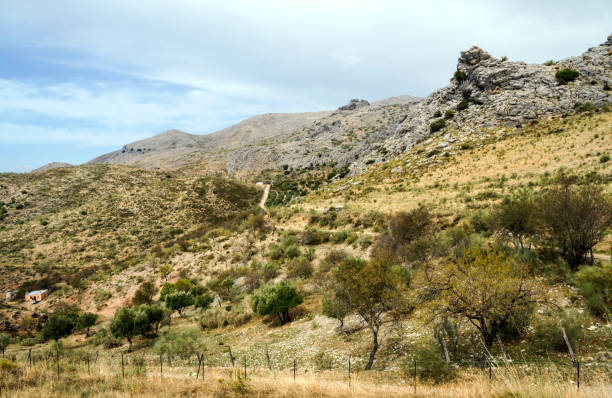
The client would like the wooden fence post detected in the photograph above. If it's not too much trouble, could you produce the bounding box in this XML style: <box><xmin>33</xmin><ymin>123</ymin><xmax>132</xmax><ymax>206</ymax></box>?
<box><xmin>561</xmin><ymin>327</ymin><xmax>576</xmax><ymax>363</ymax></box>
<box><xmin>56</xmin><ymin>346</ymin><xmax>60</xmax><ymax>378</ymax></box>
<box><xmin>121</xmin><ymin>353</ymin><xmax>125</xmax><ymax>378</ymax></box>
<box><xmin>94</xmin><ymin>350</ymin><xmax>99</xmax><ymax>365</ymax></box>
<box><xmin>228</xmin><ymin>345</ymin><xmax>235</xmax><ymax>368</ymax></box>
<box><xmin>265</xmin><ymin>345</ymin><xmax>271</xmax><ymax>371</ymax></box>
<box><xmin>87</xmin><ymin>353</ymin><xmax>90</xmax><ymax>376</ymax></box>
<box><xmin>160</xmin><ymin>354</ymin><xmax>163</xmax><ymax>376</ymax></box>
<box><xmin>347</xmin><ymin>351</ymin><xmax>351</xmax><ymax>387</ymax></box>
<box><xmin>413</xmin><ymin>360</ymin><xmax>416</xmax><ymax>395</ymax></box>
<box><xmin>576</xmin><ymin>361</ymin><xmax>580</xmax><ymax>391</ymax></box>
<box><xmin>28</xmin><ymin>348</ymin><xmax>32</xmax><ymax>368</ymax></box>
<box><xmin>196</xmin><ymin>353</ymin><xmax>202</xmax><ymax>379</ymax></box>
<box><xmin>293</xmin><ymin>359</ymin><xmax>296</xmax><ymax>382</ymax></box>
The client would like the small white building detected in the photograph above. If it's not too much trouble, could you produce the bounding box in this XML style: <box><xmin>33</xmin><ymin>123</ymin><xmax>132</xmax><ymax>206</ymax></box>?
<box><xmin>5</xmin><ymin>291</ymin><xmax>17</xmax><ymax>301</ymax></box>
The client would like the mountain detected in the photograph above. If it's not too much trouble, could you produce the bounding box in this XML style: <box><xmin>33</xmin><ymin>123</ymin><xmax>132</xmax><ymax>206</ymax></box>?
<box><xmin>31</xmin><ymin>162</ymin><xmax>73</xmax><ymax>173</ymax></box>
<box><xmin>87</xmin><ymin>35</ymin><xmax>611</xmax><ymax>179</ymax></box>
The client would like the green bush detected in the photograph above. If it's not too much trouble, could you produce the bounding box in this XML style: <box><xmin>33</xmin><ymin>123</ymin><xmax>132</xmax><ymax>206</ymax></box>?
<box><xmin>460</xmin><ymin>142</ymin><xmax>474</xmax><ymax>150</ymax></box>
<box><xmin>456</xmin><ymin>99</ymin><xmax>469</xmax><ymax>111</ymax></box>
<box><xmin>402</xmin><ymin>342</ymin><xmax>456</xmax><ymax>384</ymax></box>
<box><xmin>555</xmin><ymin>68</ymin><xmax>579</xmax><ymax>84</ymax></box>
<box><xmin>301</xmin><ymin>228</ymin><xmax>329</xmax><ymax>245</ymax></box>
<box><xmin>433</xmin><ymin>110</ymin><xmax>442</xmax><ymax>118</ymax></box>
<box><xmin>330</xmin><ymin>230</ymin><xmax>348</xmax><ymax>244</ymax></box>
<box><xmin>444</xmin><ymin>110</ymin><xmax>454</xmax><ymax>119</ymax></box>
<box><xmin>574</xmin><ymin>102</ymin><xmax>596</xmax><ymax>113</ymax></box>
<box><xmin>430</xmin><ymin>118</ymin><xmax>446</xmax><ymax>132</ymax></box>
<box><xmin>313</xmin><ymin>351</ymin><xmax>334</xmax><ymax>370</ymax></box>
<box><xmin>600</xmin><ymin>155</ymin><xmax>610</xmax><ymax>163</ymax></box>
<box><xmin>574</xmin><ymin>262</ymin><xmax>612</xmax><ymax>317</ymax></box>
<box><xmin>532</xmin><ymin>311</ymin><xmax>583</xmax><ymax>353</ymax></box>
<box><xmin>286</xmin><ymin>256</ymin><xmax>313</xmax><ymax>279</ymax></box>
<box><xmin>251</xmin><ymin>280</ymin><xmax>303</xmax><ymax>324</ymax></box>
<box><xmin>453</xmin><ymin>70</ymin><xmax>467</xmax><ymax>82</ymax></box>
<box><xmin>284</xmin><ymin>244</ymin><xmax>301</xmax><ymax>259</ymax></box>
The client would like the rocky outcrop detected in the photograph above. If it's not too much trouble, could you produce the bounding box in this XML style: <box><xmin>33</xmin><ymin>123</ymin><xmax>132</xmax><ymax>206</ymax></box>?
<box><xmin>338</xmin><ymin>98</ymin><xmax>370</xmax><ymax>111</ymax></box>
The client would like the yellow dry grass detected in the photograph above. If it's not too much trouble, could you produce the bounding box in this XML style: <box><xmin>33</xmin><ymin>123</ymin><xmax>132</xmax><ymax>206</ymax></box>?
<box><xmin>2</xmin><ymin>358</ymin><xmax>610</xmax><ymax>397</ymax></box>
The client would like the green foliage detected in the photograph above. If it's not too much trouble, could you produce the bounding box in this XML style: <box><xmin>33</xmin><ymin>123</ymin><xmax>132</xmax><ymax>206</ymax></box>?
<box><xmin>159</xmin><ymin>283</ymin><xmax>176</xmax><ymax>302</ymax></box>
<box><xmin>456</xmin><ymin>99</ymin><xmax>469</xmax><ymax>111</ymax></box>
<box><xmin>301</xmin><ymin>228</ymin><xmax>329</xmax><ymax>245</ymax></box>
<box><xmin>132</xmin><ymin>280</ymin><xmax>158</xmax><ymax>305</ymax></box>
<box><xmin>194</xmin><ymin>292</ymin><xmax>214</xmax><ymax>311</ymax></box>
<box><xmin>555</xmin><ymin>68</ymin><xmax>579</xmax><ymax>84</ymax></box>
<box><xmin>109</xmin><ymin>307</ymin><xmax>152</xmax><ymax>350</ymax></box>
<box><xmin>433</xmin><ymin>110</ymin><xmax>442</xmax><ymax>118</ymax></box>
<box><xmin>574</xmin><ymin>262</ymin><xmax>612</xmax><ymax>317</ymax></box>
<box><xmin>532</xmin><ymin>311</ymin><xmax>583</xmax><ymax>353</ymax></box>
<box><xmin>76</xmin><ymin>312</ymin><xmax>97</xmax><ymax>337</ymax></box>
<box><xmin>494</xmin><ymin>189</ymin><xmax>538</xmax><ymax>249</ymax></box>
<box><xmin>153</xmin><ymin>326</ymin><xmax>206</xmax><ymax>358</ymax></box>
<box><xmin>313</xmin><ymin>351</ymin><xmax>334</xmax><ymax>370</ymax></box>
<box><xmin>402</xmin><ymin>342</ymin><xmax>456</xmax><ymax>384</ymax></box>
<box><xmin>573</xmin><ymin>102</ymin><xmax>596</xmax><ymax>113</ymax></box>
<box><xmin>0</xmin><ymin>333</ymin><xmax>9</xmax><ymax>356</ymax></box>
<box><xmin>251</xmin><ymin>280</ymin><xmax>303</xmax><ymax>324</ymax></box>
<box><xmin>40</xmin><ymin>314</ymin><xmax>75</xmax><ymax>341</ymax></box>
<box><xmin>286</xmin><ymin>256</ymin><xmax>313</xmax><ymax>279</ymax></box>
<box><xmin>460</xmin><ymin>142</ymin><xmax>474</xmax><ymax>150</ymax></box>
<box><xmin>330</xmin><ymin>230</ymin><xmax>349</xmax><ymax>244</ymax></box>
<box><xmin>0</xmin><ymin>203</ymin><xmax>6</xmax><ymax>221</ymax></box>
<box><xmin>284</xmin><ymin>244</ymin><xmax>301</xmax><ymax>259</ymax></box>
<box><xmin>453</xmin><ymin>70</ymin><xmax>467</xmax><ymax>82</ymax></box>
<box><xmin>444</xmin><ymin>110</ymin><xmax>455</xmax><ymax>119</ymax></box>
<box><xmin>165</xmin><ymin>291</ymin><xmax>194</xmax><ymax>315</ymax></box>
<box><xmin>600</xmin><ymin>154</ymin><xmax>610</xmax><ymax>163</ymax></box>
<box><xmin>429</xmin><ymin>118</ymin><xmax>446</xmax><ymax>132</ymax></box>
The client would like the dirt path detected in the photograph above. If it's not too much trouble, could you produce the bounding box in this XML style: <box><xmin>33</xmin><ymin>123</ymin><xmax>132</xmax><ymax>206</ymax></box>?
<box><xmin>259</xmin><ymin>183</ymin><xmax>270</xmax><ymax>212</ymax></box>
<box><xmin>593</xmin><ymin>253</ymin><xmax>611</xmax><ymax>261</ymax></box>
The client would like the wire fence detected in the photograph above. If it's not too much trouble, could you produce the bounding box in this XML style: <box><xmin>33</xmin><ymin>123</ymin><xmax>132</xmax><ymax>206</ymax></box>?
<box><xmin>2</xmin><ymin>343</ymin><xmax>611</xmax><ymax>391</ymax></box>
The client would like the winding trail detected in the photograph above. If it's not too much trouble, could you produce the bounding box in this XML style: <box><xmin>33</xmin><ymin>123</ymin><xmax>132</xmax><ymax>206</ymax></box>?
<box><xmin>259</xmin><ymin>183</ymin><xmax>270</xmax><ymax>212</ymax></box>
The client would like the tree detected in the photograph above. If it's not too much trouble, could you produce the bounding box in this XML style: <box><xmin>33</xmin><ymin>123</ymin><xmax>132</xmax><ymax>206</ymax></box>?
<box><xmin>194</xmin><ymin>292</ymin><xmax>214</xmax><ymax>311</ymax></box>
<box><xmin>109</xmin><ymin>307</ymin><xmax>151</xmax><ymax>351</ymax></box>
<box><xmin>494</xmin><ymin>189</ymin><xmax>538</xmax><ymax>249</ymax></box>
<box><xmin>538</xmin><ymin>176</ymin><xmax>612</xmax><ymax>269</ymax></box>
<box><xmin>426</xmin><ymin>245</ymin><xmax>533</xmax><ymax>355</ymax></box>
<box><xmin>153</xmin><ymin>326</ymin><xmax>206</xmax><ymax>359</ymax></box>
<box><xmin>132</xmin><ymin>281</ymin><xmax>158</xmax><ymax>305</ymax></box>
<box><xmin>251</xmin><ymin>280</ymin><xmax>303</xmax><ymax>324</ymax></box>
<box><xmin>164</xmin><ymin>291</ymin><xmax>194</xmax><ymax>316</ymax></box>
<box><xmin>159</xmin><ymin>282</ymin><xmax>176</xmax><ymax>302</ymax></box>
<box><xmin>77</xmin><ymin>312</ymin><xmax>97</xmax><ymax>338</ymax></box>
<box><xmin>0</xmin><ymin>333</ymin><xmax>9</xmax><ymax>358</ymax></box>
<box><xmin>373</xmin><ymin>206</ymin><xmax>434</xmax><ymax>264</ymax></box>
<box><xmin>40</xmin><ymin>314</ymin><xmax>75</xmax><ymax>342</ymax></box>
<box><xmin>321</xmin><ymin>294</ymin><xmax>349</xmax><ymax>333</ymax></box>
<box><xmin>329</xmin><ymin>250</ymin><xmax>409</xmax><ymax>370</ymax></box>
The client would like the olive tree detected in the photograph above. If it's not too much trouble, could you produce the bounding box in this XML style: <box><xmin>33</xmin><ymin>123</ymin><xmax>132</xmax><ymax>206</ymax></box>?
<box><xmin>77</xmin><ymin>312</ymin><xmax>97</xmax><ymax>338</ymax></box>
<box><xmin>251</xmin><ymin>280</ymin><xmax>303</xmax><ymax>324</ymax></box>
<box><xmin>164</xmin><ymin>291</ymin><xmax>194</xmax><ymax>316</ymax></box>
<box><xmin>328</xmin><ymin>250</ymin><xmax>409</xmax><ymax>370</ymax></box>
<box><xmin>0</xmin><ymin>333</ymin><xmax>9</xmax><ymax>358</ymax></box>
<box><xmin>109</xmin><ymin>307</ymin><xmax>152</xmax><ymax>351</ymax></box>
<box><xmin>40</xmin><ymin>314</ymin><xmax>75</xmax><ymax>342</ymax></box>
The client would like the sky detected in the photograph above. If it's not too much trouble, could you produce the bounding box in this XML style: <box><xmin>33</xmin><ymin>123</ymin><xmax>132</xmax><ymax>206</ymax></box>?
<box><xmin>0</xmin><ymin>1</ymin><xmax>610</xmax><ymax>172</ymax></box>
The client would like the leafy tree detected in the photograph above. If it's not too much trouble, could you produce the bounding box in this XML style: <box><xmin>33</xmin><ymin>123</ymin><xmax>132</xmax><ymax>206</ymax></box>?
<box><xmin>0</xmin><ymin>333</ymin><xmax>9</xmax><ymax>358</ymax></box>
<box><xmin>425</xmin><ymin>246</ymin><xmax>533</xmax><ymax>354</ymax></box>
<box><xmin>321</xmin><ymin>294</ymin><xmax>349</xmax><ymax>333</ymax></box>
<box><xmin>251</xmin><ymin>280</ymin><xmax>303</xmax><ymax>324</ymax></box>
<box><xmin>207</xmin><ymin>277</ymin><xmax>235</xmax><ymax>302</ymax></box>
<box><xmin>174</xmin><ymin>278</ymin><xmax>195</xmax><ymax>292</ymax></box>
<box><xmin>159</xmin><ymin>282</ymin><xmax>176</xmax><ymax>302</ymax></box>
<box><xmin>153</xmin><ymin>326</ymin><xmax>207</xmax><ymax>359</ymax></box>
<box><xmin>77</xmin><ymin>312</ymin><xmax>97</xmax><ymax>338</ymax></box>
<box><xmin>247</xmin><ymin>213</ymin><xmax>266</xmax><ymax>234</ymax></box>
<box><xmin>138</xmin><ymin>304</ymin><xmax>167</xmax><ymax>334</ymax></box>
<box><xmin>109</xmin><ymin>307</ymin><xmax>151</xmax><ymax>351</ymax></box>
<box><xmin>40</xmin><ymin>314</ymin><xmax>75</xmax><ymax>342</ymax></box>
<box><xmin>329</xmin><ymin>250</ymin><xmax>409</xmax><ymax>370</ymax></box>
<box><xmin>494</xmin><ymin>189</ymin><xmax>538</xmax><ymax>249</ymax></box>
<box><xmin>132</xmin><ymin>281</ymin><xmax>158</xmax><ymax>305</ymax></box>
<box><xmin>164</xmin><ymin>291</ymin><xmax>194</xmax><ymax>315</ymax></box>
<box><xmin>538</xmin><ymin>176</ymin><xmax>612</xmax><ymax>269</ymax></box>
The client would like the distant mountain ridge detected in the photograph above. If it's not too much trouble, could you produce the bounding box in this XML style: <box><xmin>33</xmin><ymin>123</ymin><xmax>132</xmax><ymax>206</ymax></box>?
<box><xmin>86</xmin><ymin>35</ymin><xmax>611</xmax><ymax>176</ymax></box>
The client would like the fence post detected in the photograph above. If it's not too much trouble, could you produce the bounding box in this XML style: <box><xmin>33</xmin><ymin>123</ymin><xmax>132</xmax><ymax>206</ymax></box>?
<box><xmin>293</xmin><ymin>359</ymin><xmax>296</xmax><ymax>382</ymax></box>
<box><xmin>413</xmin><ymin>360</ymin><xmax>416</xmax><ymax>395</ymax></box>
<box><xmin>160</xmin><ymin>354</ymin><xmax>163</xmax><ymax>376</ymax></box>
<box><xmin>265</xmin><ymin>345</ymin><xmax>271</xmax><ymax>371</ymax></box>
<box><xmin>196</xmin><ymin>353</ymin><xmax>202</xmax><ymax>379</ymax></box>
<box><xmin>87</xmin><ymin>353</ymin><xmax>90</xmax><ymax>376</ymax></box>
<box><xmin>56</xmin><ymin>346</ymin><xmax>60</xmax><ymax>378</ymax></box>
<box><xmin>121</xmin><ymin>353</ymin><xmax>125</xmax><ymax>378</ymax></box>
<box><xmin>489</xmin><ymin>361</ymin><xmax>492</xmax><ymax>383</ymax></box>
<box><xmin>28</xmin><ymin>348</ymin><xmax>32</xmax><ymax>368</ymax></box>
<box><xmin>228</xmin><ymin>345</ymin><xmax>235</xmax><ymax>368</ymax></box>
<box><xmin>94</xmin><ymin>350</ymin><xmax>99</xmax><ymax>365</ymax></box>
<box><xmin>347</xmin><ymin>351</ymin><xmax>351</xmax><ymax>388</ymax></box>
<box><xmin>576</xmin><ymin>361</ymin><xmax>580</xmax><ymax>391</ymax></box>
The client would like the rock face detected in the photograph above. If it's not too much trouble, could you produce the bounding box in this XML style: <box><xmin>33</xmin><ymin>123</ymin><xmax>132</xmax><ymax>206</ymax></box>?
<box><xmin>88</xmin><ymin>35</ymin><xmax>611</xmax><ymax>176</ymax></box>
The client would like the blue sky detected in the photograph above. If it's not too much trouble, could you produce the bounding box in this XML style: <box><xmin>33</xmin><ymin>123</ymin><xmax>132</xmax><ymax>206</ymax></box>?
<box><xmin>0</xmin><ymin>1</ymin><xmax>610</xmax><ymax>172</ymax></box>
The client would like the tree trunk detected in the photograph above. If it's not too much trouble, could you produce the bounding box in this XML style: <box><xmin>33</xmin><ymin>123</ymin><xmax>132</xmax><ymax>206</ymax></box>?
<box><xmin>128</xmin><ymin>337</ymin><xmax>133</xmax><ymax>352</ymax></box>
<box><xmin>364</xmin><ymin>330</ymin><xmax>379</xmax><ymax>370</ymax></box>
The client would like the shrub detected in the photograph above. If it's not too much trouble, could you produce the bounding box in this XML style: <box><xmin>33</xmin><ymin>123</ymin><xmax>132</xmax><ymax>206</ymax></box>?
<box><xmin>313</xmin><ymin>351</ymin><xmax>334</xmax><ymax>370</ymax></box>
<box><xmin>433</xmin><ymin>110</ymin><xmax>442</xmax><ymax>118</ymax></box>
<box><xmin>91</xmin><ymin>327</ymin><xmax>122</xmax><ymax>348</ymax></box>
<box><xmin>555</xmin><ymin>68</ymin><xmax>579</xmax><ymax>84</ymax></box>
<box><xmin>574</xmin><ymin>262</ymin><xmax>612</xmax><ymax>317</ymax></box>
<box><xmin>600</xmin><ymin>154</ymin><xmax>610</xmax><ymax>163</ymax></box>
<box><xmin>251</xmin><ymin>280</ymin><xmax>303</xmax><ymax>324</ymax></box>
<box><xmin>453</xmin><ymin>70</ymin><xmax>467</xmax><ymax>82</ymax></box>
<box><xmin>430</xmin><ymin>118</ymin><xmax>446</xmax><ymax>132</ymax></box>
<box><xmin>93</xmin><ymin>288</ymin><xmax>111</xmax><ymax>309</ymax></box>
<box><xmin>456</xmin><ymin>99</ymin><xmax>469</xmax><ymax>111</ymax></box>
<box><xmin>40</xmin><ymin>314</ymin><xmax>75</xmax><ymax>341</ymax></box>
<box><xmin>460</xmin><ymin>142</ymin><xmax>474</xmax><ymax>150</ymax></box>
<box><xmin>532</xmin><ymin>311</ymin><xmax>583</xmax><ymax>353</ymax></box>
<box><xmin>287</xmin><ymin>256</ymin><xmax>313</xmax><ymax>279</ymax></box>
<box><xmin>301</xmin><ymin>228</ymin><xmax>329</xmax><ymax>245</ymax></box>
<box><xmin>574</xmin><ymin>102</ymin><xmax>596</xmax><ymax>113</ymax></box>
<box><xmin>444</xmin><ymin>110</ymin><xmax>454</xmax><ymax>119</ymax></box>
<box><xmin>165</xmin><ymin>291</ymin><xmax>194</xmax><ymax>315</ymax></box>
<box><xmin>604</xmin><ymin>82</ymin><xmax>611</xmax><ymax>91</ymax></box>
<box><xmin>331</xmin><ymin>230</ymin><xmax>348</xmax><ymax>243</ymax></box>
<box><xmin>402</xmin><ymin>342</ymin><xmax>456</xmax><ymax>384</ymax></box>
<box><xmin>284</xmin><ymin>244</ymin><xmax>301</xmax><ymax>259</ymax></box>
<box><xmin>345</xmin><ymin>232</ymin><xmax>358</xmax><ymax>245</ymax></box>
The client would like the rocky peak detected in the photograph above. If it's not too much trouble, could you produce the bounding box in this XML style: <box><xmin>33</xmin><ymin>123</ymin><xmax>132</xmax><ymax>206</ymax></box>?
<box><xmin>338</xmin><ymin>98</ymin><xmax>370</xmax><ymax>111</ymax></box>
<box><xmin>458</xmin><ymin>46</ymin><xmax>492</xmax><ymax>67</ymax></box>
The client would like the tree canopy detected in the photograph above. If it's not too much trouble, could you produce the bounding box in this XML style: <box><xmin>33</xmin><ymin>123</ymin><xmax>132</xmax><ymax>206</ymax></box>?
<box><xmin>251</xmin><ymin>280</ymin><xmax>303</xmax><ymax>324</ymax></box>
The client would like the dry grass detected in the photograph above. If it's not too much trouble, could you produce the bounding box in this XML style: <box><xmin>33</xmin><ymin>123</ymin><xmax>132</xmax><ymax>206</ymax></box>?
<box><xmin>2</xmin><ymin>357</ymin><xmax>610</xmax><ymax>397</ymax></box>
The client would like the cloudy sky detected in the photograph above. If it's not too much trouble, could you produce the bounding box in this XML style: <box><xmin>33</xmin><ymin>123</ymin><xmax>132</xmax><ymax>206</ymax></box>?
<box><xmin>0</xmin><ymin>1</ymin><xmax>610</xmax><ymax>172</ymax></box>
